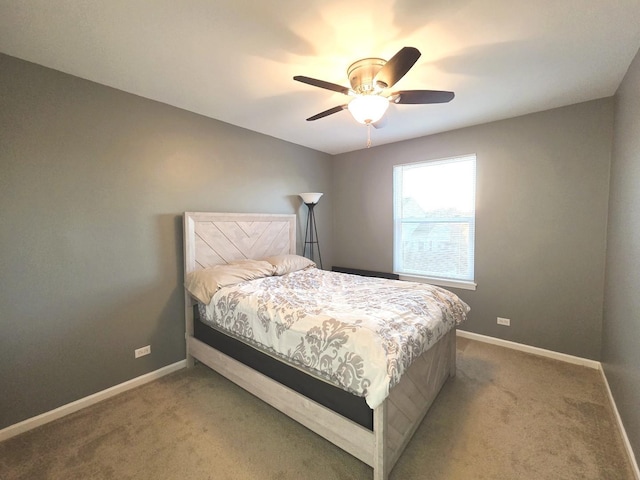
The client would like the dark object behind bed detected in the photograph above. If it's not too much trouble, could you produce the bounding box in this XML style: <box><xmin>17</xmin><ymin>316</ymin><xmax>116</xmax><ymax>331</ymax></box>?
<box><xmin>193</xmin><ymin>306</ymin><xmax>373</xmax><ymax>430</ymax></box>
<box><xmin>331</xmin><ymin>266</ymin><xmax>399</xmax><ymax>280</ymax></box>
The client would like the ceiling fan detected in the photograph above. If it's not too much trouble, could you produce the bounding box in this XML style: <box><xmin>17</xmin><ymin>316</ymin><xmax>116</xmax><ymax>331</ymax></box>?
<box><xmin>294</xmin><ymin>47</ymin><xmax>455</xmax><ymax>127</ymax></box>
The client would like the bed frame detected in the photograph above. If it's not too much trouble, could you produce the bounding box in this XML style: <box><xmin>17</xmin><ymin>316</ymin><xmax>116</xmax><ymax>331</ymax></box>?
<box><xmin>183</xmin><ymin>212</ymin><xmax>456</xmax><ymax>480</ymax></box>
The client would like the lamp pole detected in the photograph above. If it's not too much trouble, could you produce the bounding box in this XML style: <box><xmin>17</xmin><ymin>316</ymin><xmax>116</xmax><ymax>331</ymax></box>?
<box><xmin>299</xmin><ymin>193</ymin><xmax>323</xmax><ymax>269</ymax></box>
<box><xmin>303</xmin><ymin>202</ymin><xmax>322</xmax><ymax>269</ymax></box>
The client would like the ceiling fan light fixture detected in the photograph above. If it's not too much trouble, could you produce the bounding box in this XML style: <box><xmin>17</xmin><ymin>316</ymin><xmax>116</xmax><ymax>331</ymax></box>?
<box><xmin>348</xmin><ymin>95</ymin><xmax>389</xmax><ymax>124</ymax></box>
<box><xmin>294</xmin><ymin>46</ymin><xmax>454</xmax><ymax>128</ymax></box>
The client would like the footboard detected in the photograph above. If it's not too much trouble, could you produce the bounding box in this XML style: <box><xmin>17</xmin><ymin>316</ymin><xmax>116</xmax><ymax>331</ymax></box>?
<box><xmin>374</xmin><ymin>329</ymin><xmax>456</xmax><ymax>479</ymax></box>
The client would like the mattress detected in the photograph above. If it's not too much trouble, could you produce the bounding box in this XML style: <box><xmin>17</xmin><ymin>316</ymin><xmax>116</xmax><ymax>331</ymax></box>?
<box><xmin>198</xmin><ymin>268</ymin><xmax>469</xmax><ymax>408</ymax></box>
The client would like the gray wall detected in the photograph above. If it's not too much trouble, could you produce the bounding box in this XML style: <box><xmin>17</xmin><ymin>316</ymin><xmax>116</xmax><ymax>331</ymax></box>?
<box><xmin>603</xmin><ymin>47</ymin><xmax>640</xmax><ymax>460</ymax></box>
<box><xmin>0</xmin><ymin>53</ymin><xmax>333</xmax><ymax>429</ymax></box>
<box><xmin>332</xmin><ymin>99</ymin><xmax>613</xmax><ymax>360</ymax></box>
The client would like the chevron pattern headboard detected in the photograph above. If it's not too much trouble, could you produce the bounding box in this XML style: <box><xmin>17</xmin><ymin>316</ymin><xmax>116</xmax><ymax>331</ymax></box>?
<box><xmin>183</xmin><ymin>212</ymin><xmax>297</xmax><ymax>274</ymax></box>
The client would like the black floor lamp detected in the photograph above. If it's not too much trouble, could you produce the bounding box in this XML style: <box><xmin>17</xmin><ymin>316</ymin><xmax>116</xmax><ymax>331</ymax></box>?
<box><xmin>299</xmin><ymin>192</ymin><xmax>323</xmax><ymax>269</ymax></box>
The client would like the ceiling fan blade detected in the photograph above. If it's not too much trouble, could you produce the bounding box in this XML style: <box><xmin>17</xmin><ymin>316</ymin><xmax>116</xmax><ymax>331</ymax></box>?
<box><xmin>306</xmin><ymin>104</ymin><xmax>348</xmax><ymax>121</ymax></box>
<box><xmin>393</xmin><ymin>90</ymin><xmax>455</xmax><ymax>104</ymax></box>
<box><xmin>294</xmin><ymin>76</ymin><xmax>351</xmax><ymax>95</ymax></box>
<box><xmin>374</xmin><ymin>47</ymin><xmax>421</xmax><ymax>89</ymax></box>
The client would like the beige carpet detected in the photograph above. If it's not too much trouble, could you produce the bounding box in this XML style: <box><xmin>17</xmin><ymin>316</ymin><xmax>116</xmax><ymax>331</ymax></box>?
<box><xmin>1</xmin><ymin>338</ymin><xmax>635</xmax><ymax>480</ymax></box>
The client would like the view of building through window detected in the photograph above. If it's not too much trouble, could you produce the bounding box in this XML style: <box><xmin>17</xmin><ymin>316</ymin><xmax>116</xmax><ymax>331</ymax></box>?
<box><xmin>393</xmin><ymin>155</ymin><xmax>476</xmax><ymax>283</ymax></box>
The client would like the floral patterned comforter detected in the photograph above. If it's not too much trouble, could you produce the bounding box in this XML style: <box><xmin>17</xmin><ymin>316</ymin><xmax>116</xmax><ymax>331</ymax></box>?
<box><xmin>199</xmin><ymin>268</ymin><xmax>469</xmax><ymax>408</ymax></box>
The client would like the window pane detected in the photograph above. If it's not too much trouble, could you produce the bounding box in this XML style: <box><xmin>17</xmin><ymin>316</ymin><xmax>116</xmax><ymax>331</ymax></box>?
<box><xmin>400</xmin><ymin>221</ymin><xmax>473</xmax><ymax>279</ymax></box>
<box><xmin>402</xmin><ymin>160</ymin><xmax>475</xmax><ymax>217</ymax></box>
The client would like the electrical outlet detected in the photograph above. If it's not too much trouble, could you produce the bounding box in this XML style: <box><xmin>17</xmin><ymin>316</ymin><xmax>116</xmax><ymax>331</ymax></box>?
<box><xmin>135</xmin><ymin>345</ymin><xmax>151</xmax><ymax>358</ymax></box>
<box><xmin>497</xmin><ymin>317</ymin><xmax>511</xmax><ymax>326</ymax></box>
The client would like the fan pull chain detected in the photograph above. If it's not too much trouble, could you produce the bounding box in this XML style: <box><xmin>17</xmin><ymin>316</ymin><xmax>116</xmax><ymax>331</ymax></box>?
<box><xmin>366</xmin><ymin>123</ymin><xmax>372</xmax><ymax>148</ymax></box>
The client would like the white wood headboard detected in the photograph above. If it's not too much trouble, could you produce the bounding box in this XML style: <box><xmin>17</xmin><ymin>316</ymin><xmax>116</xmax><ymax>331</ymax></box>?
<box><xmin>183</xmin><ymin>212</ymin><xmax>297</xmax><ymax>274</ymax></box>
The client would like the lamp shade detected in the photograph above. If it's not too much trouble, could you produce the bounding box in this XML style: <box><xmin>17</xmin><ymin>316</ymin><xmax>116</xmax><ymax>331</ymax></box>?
<box><xmin>299</xmin><ymin>192</ymin><xmax>323</xmax><ymax>204</ymax></box>
<box><xmin>347</xmin><ymin>95</ymin><xmax>389</xmax><ymax>124</ymax></box>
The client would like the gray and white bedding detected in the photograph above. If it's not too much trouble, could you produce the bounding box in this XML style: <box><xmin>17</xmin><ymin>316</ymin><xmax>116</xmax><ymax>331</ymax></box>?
<box><xmin>198</xmin><ymin>268</ymin><xmax>469</xmax><ymax>408</ymax></box>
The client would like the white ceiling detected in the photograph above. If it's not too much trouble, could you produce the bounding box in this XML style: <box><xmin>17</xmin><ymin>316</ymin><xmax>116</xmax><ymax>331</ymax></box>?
<box><xmin>1</xmin><ymin>0</ymin><xmax>640</xmax><ymax>155</ymax></box>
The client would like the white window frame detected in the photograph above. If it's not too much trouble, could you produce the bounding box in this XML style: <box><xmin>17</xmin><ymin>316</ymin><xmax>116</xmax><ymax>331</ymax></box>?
<box><xmin>393</xmin><ymin>154</ymin><xmax>477</xmax><ymax>291</ymax></box>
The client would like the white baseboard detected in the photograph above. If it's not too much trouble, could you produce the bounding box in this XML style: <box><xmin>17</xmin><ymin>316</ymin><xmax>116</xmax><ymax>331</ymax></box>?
<box><xmin>456</xmin><ymin>329</ymin><xmax>600</xmax><ymax>369</ymax></box>
<box><xmin>0</xmin><ymin>360</ymin><xmax>187</xmax><ymax>443</ymax></box>
<box><xmin>457</xmin><ymin>329</ymin><xmax>639</xmax><ymax>478</ymax></box>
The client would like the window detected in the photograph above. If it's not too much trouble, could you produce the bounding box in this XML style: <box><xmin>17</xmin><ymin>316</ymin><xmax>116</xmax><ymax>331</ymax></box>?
<box><xmin>393</xmin><ymin>154</ymin><xmax>476</xmax><ymax>290</ymax></box>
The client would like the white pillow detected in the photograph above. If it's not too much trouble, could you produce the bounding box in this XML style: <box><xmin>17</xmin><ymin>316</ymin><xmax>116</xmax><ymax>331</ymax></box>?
<box><xmin>264</xmin><ymin>254</ymin><xmax>316</xmax><ymax>276</ymax></box>
<box><xmin>185</xmin><ymin>260</ymin><xmax>275</xmax><ymax>304</ymax></box>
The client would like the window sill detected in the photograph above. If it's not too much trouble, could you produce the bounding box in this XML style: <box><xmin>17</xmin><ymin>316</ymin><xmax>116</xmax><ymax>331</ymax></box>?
<box><xmin>396</xmin><ymin>274</ymin><xmax>477</xmax><ymax>291</ymax></box>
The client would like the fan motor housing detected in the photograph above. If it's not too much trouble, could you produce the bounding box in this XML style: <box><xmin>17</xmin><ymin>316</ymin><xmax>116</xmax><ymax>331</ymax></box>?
<box><xmin>348</xmin><ymin>58</ymin><xmax>387</xmax><ymax>94</ymax></box>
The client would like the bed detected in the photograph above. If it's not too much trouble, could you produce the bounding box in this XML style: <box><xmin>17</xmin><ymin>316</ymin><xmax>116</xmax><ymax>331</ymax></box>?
<box><xmin>183</xmin><ymin>212</ymin><xmax>469</xmax><ymax>480</ymax></box>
